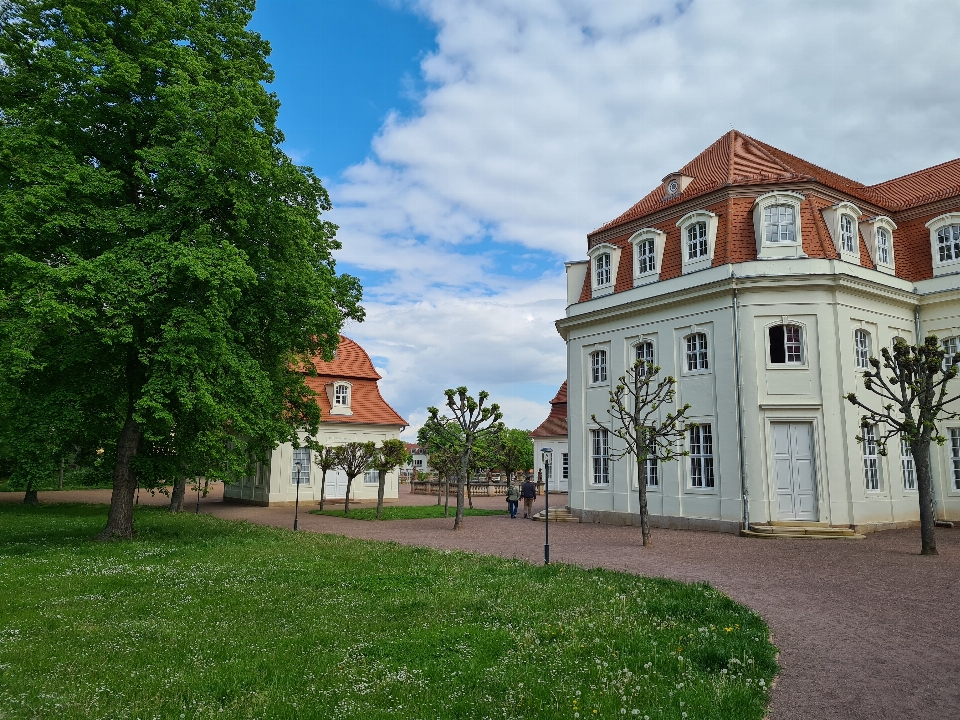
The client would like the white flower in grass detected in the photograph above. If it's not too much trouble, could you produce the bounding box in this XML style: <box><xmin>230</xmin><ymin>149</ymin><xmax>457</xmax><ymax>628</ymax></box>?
<box><xmin>759</xmin><ymin>679</ymin><xmax>766</xmax><ymax>687</ymax></box>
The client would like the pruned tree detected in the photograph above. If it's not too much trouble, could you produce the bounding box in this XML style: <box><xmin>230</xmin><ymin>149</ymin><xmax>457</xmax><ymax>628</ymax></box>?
<box><xmin>418</xmin><ymin>417</ymin><xmax>460</xmax><ymax>515</ymax></box>
<box><xmin>0</xmin><ymin>1</ymin><xmax>363</xmax><ymax>539</ymax></box>
<box><xmin>845</xmin><ymin>336</ymin><xmax>960</xmax><ymax>556</ymax></box>
<box><xmin>592</xmin><ymin>359</ymin><xmax>693</xmax><ymax>547</ymax></box>
<box><xmin>335</xmin><ymin>442</ymin><xmax>375</xmax><ymax>516</ymax></box>
<box><xmin>426</xmin><ymin>387</ymin><xmax>503</xmax><ymax>530</ymax></box>
<box><xmin>369</xmin><ymin>439</ymin><xmax>411</xmax><ymax>520</ymax></box>
<box><xmin>310</xmin><ymin>443</ymin><xmax>339</xmax><ymax>512</ymax></box>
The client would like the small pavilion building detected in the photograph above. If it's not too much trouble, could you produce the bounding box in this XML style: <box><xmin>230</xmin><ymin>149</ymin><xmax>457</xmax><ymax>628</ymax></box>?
<box><xmin>530</xmin><ymin>382</ymin><xmax>569</xmax><ymax>492</ymax></box>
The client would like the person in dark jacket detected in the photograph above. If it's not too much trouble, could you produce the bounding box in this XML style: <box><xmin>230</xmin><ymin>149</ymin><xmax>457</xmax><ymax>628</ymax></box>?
<box><xmin>520</xmin><ymin>475</ymin><xmax>537</xmax><ymax>519</ymax></box>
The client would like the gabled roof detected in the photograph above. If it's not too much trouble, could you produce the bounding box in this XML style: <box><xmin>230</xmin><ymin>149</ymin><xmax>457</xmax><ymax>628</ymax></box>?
<box><xmin>868</xmin><ymin>157</ymin><xmax>960</xmax><ymax>211</ymax></box>
<box><xmin>530</xmin><ymin>381</ymin><xmax>567</xmax><ymax>438</ymax></box>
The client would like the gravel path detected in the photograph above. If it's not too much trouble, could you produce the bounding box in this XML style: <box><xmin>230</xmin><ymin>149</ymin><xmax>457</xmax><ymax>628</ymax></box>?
<box><xmin>4</xmin><ymin>485</ymin><xmax>959</xmax><ymax>719</ymax></box>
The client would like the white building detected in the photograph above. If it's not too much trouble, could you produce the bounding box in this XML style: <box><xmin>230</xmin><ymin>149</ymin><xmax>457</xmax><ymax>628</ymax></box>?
<box><xmin>401</xmin><ymin>443</ymin><xmax>430</xmax><ymax>479</ymax></box>
<box><xmin>558</xmin><ymin>131</ymin><xmax>960</xmax><ymax>533</ymax></box>
<box><xmin>531</xmin><ymin>382</ymin><xmax>569</xmax><ymax>491</ymax></box>
<box><xmin>224</xmin><ymin>336</ymin><xmax>407</xmax><ymax>506</ymax></box>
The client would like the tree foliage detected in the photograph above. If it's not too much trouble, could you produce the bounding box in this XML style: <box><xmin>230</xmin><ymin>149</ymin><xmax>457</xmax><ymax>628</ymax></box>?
<box><xmin>368</xmin><ymin>439</ymin><xmax>411</xmax><ymax>520</ymax></box>
<box><xmin>0</xmin><ymin>0</ymin><xmax>363</xmax><ymax>538</ymax></box>
<box><xmin>310</xmin><ymin>443</ymin><xmax>339</xmax><ymax>512</ymax></box>
<box><xmin>845</xmin><ymin>336</ymin><xmax>960</xmax><ymax>555</ymax></box>
<box><xmin>489</xmin><ymin>428</ymin><xmax>533</xmax><ymax>484</ymax></box>
<box><xmin>592</xmin><ymin>359</ymin><xmax>693</xmax><ymax>547</ymax></box>
<box><xmin>423</xmin><ymin>387</ymin><xmax>503</xmax><ymax>529</ymax></box>
<box><xmin>334</xmin><ymin>442</ymin><xmax>374</xmax><ymax>516</ymax></box>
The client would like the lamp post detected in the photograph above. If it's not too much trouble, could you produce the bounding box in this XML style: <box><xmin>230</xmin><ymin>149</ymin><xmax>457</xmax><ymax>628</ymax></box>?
<box><xmin>541</xmin><ymin>447</ymin><xmax>553</xmax><ymax>565</ymax></box>
<box><xmin>294</xmin><ymin>460</ymin><xmax>301</xmax><ymax>531</ymax></box>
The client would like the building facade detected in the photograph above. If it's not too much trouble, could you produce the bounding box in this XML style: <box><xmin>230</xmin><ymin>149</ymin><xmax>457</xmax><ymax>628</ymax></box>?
<box><xmin>557</xmin><ymin>131</ymin><xmax>960</xmax><ymax>532</ymax></box>
<box><xmin>530</xmin><ymin>382</ymin><xmax>569</xmax><ymax>492</ymax></box>
<box><xmin>224</xmin><ymin>336</ymin><xmax>407</xmax><ymax>506</ymax></box>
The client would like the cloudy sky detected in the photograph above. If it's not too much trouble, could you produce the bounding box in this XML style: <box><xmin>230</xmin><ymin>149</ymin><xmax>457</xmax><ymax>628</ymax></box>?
<box><xmin>251</xmin><ymin>0</ymin><xmax>960</xmax><ymax>438</ymax></box>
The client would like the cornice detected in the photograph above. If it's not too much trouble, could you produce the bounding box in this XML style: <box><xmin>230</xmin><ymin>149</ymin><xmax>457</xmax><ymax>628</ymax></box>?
<box><xmin>892</xmin><ymin>196</ymin><xmax>960</xmax><ymax>224</ymax></box>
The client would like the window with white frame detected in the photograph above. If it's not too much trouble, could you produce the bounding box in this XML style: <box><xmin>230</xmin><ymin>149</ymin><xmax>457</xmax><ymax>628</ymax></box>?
<box><xmin>635</xmin><ymin>341</ymin><xmax>654</xmax><ymax>375</ymax></box>
<box><xmin>862</xmin><ymin>425</ymin><xmax>880</xmax><ymax>491</ymax></box>
<box><xmin>841</xmin><ymin>215</ymin><xmax>857</xmax><ymax>254</ymax></box>
<box><xmin>334</xmin><ymin>383</ymin><xmax>350</xmax><ymax>406</ymax></box>
<box><xmin>876</xmin><ymin>227</ymin><xmax>891</xmax><ymax>265</ymax></box>
<box><xmin>643</xmin><ymin>457</ymin><xmax>659</xmax><ymax>488</ymax></box>
<box><xmin>942</xmin><ymin>336</ymin><xmax>960</xmax><ymax>371</ymax></box>
<box><xmin>689</xmin><ymin>425</ymin><xmax>714</xmax><ymax>488</ymax></box>
<box><xmin>686</xmin><ymin>222</ymin><xmax>708</xmax><ymax>260</ymax></box>
<box><xmin>937</xmin><ymin>225</ymin><xmax>960</xmax><ymax>263</ymax></box>
<box><xmin>685</xmin><ymin>333</ymin><xmax>709</xmax><ymax>372</ymax></box>
<box><xmin>595</xmin><ymin>252</ymin><xmax>612</xmax><ymax>287</ymax></box>
<box><xmin>636</xmin><ymin>237</ymin><xmax>656</xmax><ymax>274</ymax></box>
<box><xmin>764</xmin><ymin>205</ymin><xmax>796</xmax><ymax>243</ymax></box>
<box><xmin>951</xmin><ymin>428</ymin><xmax>960</xmax><ymax>490</ymax></box>
<box><xmin>854</xmin><ymin>329</ymin><xmax>870</xmax><ymax>370</ymax></box>
<box><xmin>364</xmin><ymin>468</ymin><xmax>379</xmax><ymax>485</ymax></box>
<box><xmin>291</xmin><ymin>447</ymin><xmax>311</xmax><ymax>485</ymax></box>
<box><xmin>901</xmin><ymin>439</ymin><xmax>916</xmax><ymax>491</ymax></box>
<box><xmin>590</xmin><ymin>350</ymin><xmax>608</xmax><ymax>384</ymax></box>
<box><xmin>591</xmin><ymin>429</ymin><xmax>609</xmax><ymax>485</ymax></box>
<box><xmin>769</xmin><ymin>324</ymin><xmax>802</xmax><ymax>364</ymax></box>
<box><xmin>562</xmin><ymin>452</ymin><xmax>569</xmax><ymax>479</ymax></box>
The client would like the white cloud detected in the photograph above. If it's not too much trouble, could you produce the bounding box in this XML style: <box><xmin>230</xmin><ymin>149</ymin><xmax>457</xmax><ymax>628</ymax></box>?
<box><xmin>328</xmin><ymin>0</ymin><xmax>960</xmax><ymax>425</ymax></box>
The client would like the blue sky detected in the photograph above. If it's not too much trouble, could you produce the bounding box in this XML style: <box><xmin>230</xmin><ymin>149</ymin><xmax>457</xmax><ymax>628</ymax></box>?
<box><xmin>247</xmin><ymin>0</ymin><xmax>960</xmax><ymax>438</ymax></box>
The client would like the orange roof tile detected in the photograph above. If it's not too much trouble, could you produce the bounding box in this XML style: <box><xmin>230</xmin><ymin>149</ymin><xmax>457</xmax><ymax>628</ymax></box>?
<box><xmin>308</xmin><ymin>336</ymin><xmax>381</xmax><ymax>380</ymax></box>
<box><xmin>530</xmin><ymin>381</ymin><xmax>567</xmax><ymax>438</ymax></box>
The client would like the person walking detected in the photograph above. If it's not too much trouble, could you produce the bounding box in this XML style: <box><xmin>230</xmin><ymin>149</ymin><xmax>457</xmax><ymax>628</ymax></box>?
<box><xmin>505</xmin><ymin>480</ymin><xmax>520</xmax><ymax>519</ymax></box>
<box><xmin>520</xmin><ymin>474</ymin><xmax>537</xmax><ymax>519</ymax></box>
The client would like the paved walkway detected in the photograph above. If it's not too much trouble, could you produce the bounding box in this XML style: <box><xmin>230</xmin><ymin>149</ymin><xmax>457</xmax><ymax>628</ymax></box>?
<box><xmin>4</xmin><ymin>485</ymin><xmax>959</xmax><ymax>720</ymax></box>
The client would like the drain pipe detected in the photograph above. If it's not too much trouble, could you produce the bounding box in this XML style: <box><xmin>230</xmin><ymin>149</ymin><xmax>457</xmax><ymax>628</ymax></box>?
<box><xmin>733</xmin><ymin>280</ymin><xmax>750</xmax><ymax>532</ymax></box>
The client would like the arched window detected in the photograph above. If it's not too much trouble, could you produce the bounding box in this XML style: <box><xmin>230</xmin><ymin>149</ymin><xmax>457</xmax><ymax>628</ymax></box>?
<box><xmin>591</xmin><ymin>350</ymin><xmax>607</xmax><ymax>384</ymax></box>
<box><xmin>937</xmin><ymin>224</ymin><xmax>960</xmax><ymax>263</ymax></box>
<box><xmin>769</xmin><ymin>324</ymin><xmax>802</xmax><ymax>364</ymax></box>
<box><xmin>686</xmin><ymin>222</ymin><xmax>708</xmax><ymax>260</ymax></box>
<box><xmin>635</xmin><ymin>341</ymin><xmax>654</xmax><ymax>375</ymax></box>
<box><xmin>854</xmin><ymin>329</ymin><xmax>870</xmax><ymax>369</ymax></box>
<box><xmin>595</xmin><ymin>252</ymin><xmax>611</xmax><ymax>287</ymax></box>
<box><xmin>685</xmin><ymin>333</ymin><xmax>708</xmax><ymax>371</ymax></box>
<box><xmin>876</xmin><ymin>227</ymin><xmax>891</xmax><ymax>265</ymax></box>
<box><xmin>764</xmin><ymin>205</ymin><xmax>796</xmax><ymax>243</ymax></box>
<box><xmin>841</xmin><ymin>215</ymin><xmax>856</xmax><ymax>253</ymax></box>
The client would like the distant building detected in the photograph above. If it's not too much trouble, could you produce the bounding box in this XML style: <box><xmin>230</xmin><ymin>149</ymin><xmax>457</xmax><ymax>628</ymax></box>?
<box><xmin>401</xmin><ymin>443</ymin><xmax>431</xmax><ymax>478</ymax></box>
<box><xmin>224</xmin><ymin>336</ymin><xmax>407</xmax><ymax>506</ymax></box>
<box><xmin>530</xmin><ymin>381</ymin><xmax>569</xmax><ymax>491</ymax></box>
<box><xmin>558</xmin><ymin>130</ymin><xmax>960</xmax><ymax>532</ymax></box>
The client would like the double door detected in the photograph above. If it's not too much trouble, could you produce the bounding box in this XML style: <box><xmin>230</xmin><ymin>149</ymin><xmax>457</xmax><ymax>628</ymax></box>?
<box><xmin>771</xmin><ymin>422</ymin><xmax>818</xmax><ymax>521</ymax></box>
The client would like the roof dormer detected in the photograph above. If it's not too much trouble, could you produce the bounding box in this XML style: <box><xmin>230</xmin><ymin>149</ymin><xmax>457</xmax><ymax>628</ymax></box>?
<box><xmin>661</xmin><ymin>172</ymin><xmax>695</xmax><ymax>201</ymax></box>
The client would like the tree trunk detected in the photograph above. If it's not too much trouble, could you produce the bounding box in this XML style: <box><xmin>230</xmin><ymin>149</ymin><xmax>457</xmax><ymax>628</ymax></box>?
<box><xmin>169</xmin><ymin>476</ymin><xmax>187</xmax><ymax>513</ymax></box>
<box><xmin>344</xmin><ymin>476</ymin><xmax>354</xmax><ymax>515</ymax></box>
<box><xmin>444</xmin><ymin>472</ymin><xmax>450</xmax><ymax>517</ymax></box>
<box><xmin>59</xmin><ymin>458</ymin><xmax>64</xmax><ymax>490</ymax></box>
<box><xmin>23</xmin><ymin>479</ymin><xmax>38</xmax><ymax>505</ymax></box>
<box><xmin>454</xmin><ymin>474</ymin><xmax>466</xmax><ymax>530</ymax></box>
<box><xmin>376</xmin><ymin>469</ymin><xmax>386</xmax><ymax>520</ymax></box>
<box><xmin>637</xmin><ymin>455</ymin><xmax>651</xmax><ymax>547</ymax></box>
<box><xmin>319</xmin><ymin>469</ymin><xmax>327</xmax><ymax>511</ymax></box>
<box><xmin>96</xmin><ymin>413</ymin><xmax>141</xmax><ymax>541</ymax></box>
<box><xmin>466</xmin><ymin>475</ymin><xmax>474</xmax><ymax>509</ymax></box>
<box><xmin>437</xmin><ymin>472</ymin><xmax>442</xmax><ymax>505</ymax></box>
<box><xmin>912</xmin><ymin>438</ymin><xmax>938</xmax><ymax>555</ymax></box>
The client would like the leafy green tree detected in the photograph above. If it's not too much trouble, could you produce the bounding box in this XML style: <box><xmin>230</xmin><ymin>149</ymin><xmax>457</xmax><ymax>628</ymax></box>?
<box><xmin>368</xmin><ymin>439</ymin><xmax>411</xmax><ymax>520</ymax></box>
<box><xmin>417</xmin><ymin>417</ymin><xmax>459</xmax><ymax>514</ymax></box>
<box><xmin>845</xmin><ymin>336</ymin><xmax>960</xmax><ymax>556</ymax></box>
<box><xmin>491</xmin><ymin>428</ymin><xmax>534</xmax><ymax>485</ymax></box>
<box><xmin>425</xmin><ymin>388</ymin><xmax>503</xmax><ymax>530</ymax></box>
<box><xmin>310</xmin><ymin>443</ymin><xmax>339</xmax><ymax>512</ymax></box>
<box><xmin>592</xmin><ymin>359</ymin><xmax>693</xmax><ymax>547</ymax></box>
<box><xmin>335</xmin><ymin>442</ymin><xmax>374</xmax><ymax>516</ymax></box>
<box><xmin>0</xmin><ymin>0</ymin><xmax>362</xmax><ymax>538</ymax></box>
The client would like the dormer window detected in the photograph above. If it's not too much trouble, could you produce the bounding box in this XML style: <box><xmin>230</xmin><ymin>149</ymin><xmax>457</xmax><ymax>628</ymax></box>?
<box><xmin>925</xmin><ymin>213</ymin><xmax>960</xmax><ymax>277</ymax></box>
<box><xmin>661</xmin><ymin>172</ymin><xmax>694</xmax><ymax>200</ymax></box>
<box><xmin>861</xmin><ymin>215</ymin><xmax>897</xmax><ymax>275</ymax></box>
<box><xmin>877</xmin><ymin>228</ymin><xmax>890</xmax><ymax>264</ymax></box>
<box><xmin>764</xmin><ymin>205</ymin><xmax>796</xmax><ymax>243</ymax></box>
<box><xmin>628</xmin><ymin>228</ymin><xmax>666</xmax><ymax>287</ymax></box>
<box><xmin>334</xmin><ymin>383</ymin><xmax>349</xmax><ymax>406</ymax></box>
<box><xmin>677</xmin><ymin>211</ymin><xmax>718</xmax><ymax>274</ymax></box>
<box><xmin>587</xmin><ymin>242</ymin><xmax>621</xmax><ymax>298</ymax></box>
<box><xmin>327</xmin><ymin>381</ymin><xmax>354</xmax><ymax>416</ymax></box>
<box><xmin>822</xmin><ymin>201</ymin><xmax>862</xmax><ymax>264</ymax></box>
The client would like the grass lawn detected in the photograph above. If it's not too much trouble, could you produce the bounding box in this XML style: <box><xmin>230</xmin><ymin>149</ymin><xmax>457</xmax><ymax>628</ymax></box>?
<box><xmin>311</xmin><ymin>505</ymin><xmax>507</xmax><ymax>520</ymax></box>
<box><xmin>0</xmin><ymin>504</ymin><xmax>777</xmax><ymax>720</ymax></box>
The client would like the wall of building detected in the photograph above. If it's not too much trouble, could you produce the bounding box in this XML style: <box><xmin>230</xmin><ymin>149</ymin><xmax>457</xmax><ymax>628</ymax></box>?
<box><xmin>533</xmin><ymin>437</ymin><xmax>569</xmax><ymax>491</ymax></box>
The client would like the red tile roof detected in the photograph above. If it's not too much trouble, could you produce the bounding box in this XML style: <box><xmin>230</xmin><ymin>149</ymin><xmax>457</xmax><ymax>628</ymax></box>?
<box><xmin>530</xmin><ymin>381</ymin><xmax>567</xmax><ymax>438</ymax></box>
<box><xmin>303</xmin><ymin>336</ymin><xmax>406</xmax><ymax>427</ymax></box>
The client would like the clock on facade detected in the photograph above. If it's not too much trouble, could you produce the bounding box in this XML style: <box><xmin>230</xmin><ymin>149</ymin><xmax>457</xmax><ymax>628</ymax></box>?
<box><xmin>667</xmin><ymin>179</ymin><xmax>679</xmax><ymax>194</ymax></box>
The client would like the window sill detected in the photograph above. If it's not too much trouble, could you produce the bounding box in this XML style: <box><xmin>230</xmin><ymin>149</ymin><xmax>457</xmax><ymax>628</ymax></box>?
<box><xmin>765</xmin><ymin>362</ymin><xmax>809</xmax><ymax>371</ymax></box>
<box><xmin>685</xmin><ymin>486</ymin><xmax>718</xmax><ymax>495</ymax></box>
<box><xmin>681</xmin><ymin>259</ymin><xmax>712</xmax><ymax>275</ymax></box>
<box><xmin>682</xmin><ymin>369</ymin><xmax>711</xmax><ymax>377</ymax></box>
<box><xmin>633</xmin><ymin>273</ymin><xmax>659</xmax><ymax>287</ymax></box>
<box><xmin>592</xmin><ymin>284</ymin><xmax>615</xmax><ymax>298</ymax></box>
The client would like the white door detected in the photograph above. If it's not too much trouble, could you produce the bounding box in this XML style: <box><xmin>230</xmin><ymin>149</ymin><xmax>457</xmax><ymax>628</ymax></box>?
<box><xmin>322</xmin><ymin>469</ymin><xmax>349</xmax><ymax>499</ymax></box>
<box><xmin>772</xmin><ymin>422</ymin><xmax>818</xmax><ymax>521</ymax></box>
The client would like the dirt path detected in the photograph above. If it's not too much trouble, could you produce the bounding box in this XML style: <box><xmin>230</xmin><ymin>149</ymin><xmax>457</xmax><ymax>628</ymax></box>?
<box><xmin>5</xmin><ymin>485</ymin><xmax>959</xmax><ymax>719</ymax></box>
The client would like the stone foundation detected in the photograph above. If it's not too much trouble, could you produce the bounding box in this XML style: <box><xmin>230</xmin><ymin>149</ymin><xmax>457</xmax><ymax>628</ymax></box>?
<box><xmin>571</xmin><ymin>508</ymin><xmax>741</xmax><ymax>534</ymax></box>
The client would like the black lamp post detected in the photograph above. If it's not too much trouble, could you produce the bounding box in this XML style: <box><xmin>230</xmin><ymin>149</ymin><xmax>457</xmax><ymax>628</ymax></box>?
<box><xmin>294</xmin><ymin>460</ymin><xmax>301</xmax><ymax>531</ymax></box>
<box><xmin>542</xmin><ymin>447</ymin><xmax>552</xmax><ymax>565</ymax></box>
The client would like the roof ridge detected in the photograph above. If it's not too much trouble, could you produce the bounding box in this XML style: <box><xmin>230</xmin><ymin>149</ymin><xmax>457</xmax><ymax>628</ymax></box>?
<box><xmin>735</xmin><ymin>131</ymin><xmax>796</xmax><ymax>177</ymax></box>
<box><xmin>868</xmin><ymin>156</ymin><xmax>960</xmax><ymax>188</ymax></box>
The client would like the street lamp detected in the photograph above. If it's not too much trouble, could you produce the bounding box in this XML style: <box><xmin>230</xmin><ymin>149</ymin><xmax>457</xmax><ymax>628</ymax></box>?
<box><xmin>294</xmin><ymin>460</ymin><xmax>302</xmax><ymax>531</ymax></box>
<box><xmin>541</xmin><ymin>447</ymin><xmax>553</xmax><ymax>565</ymax></box>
